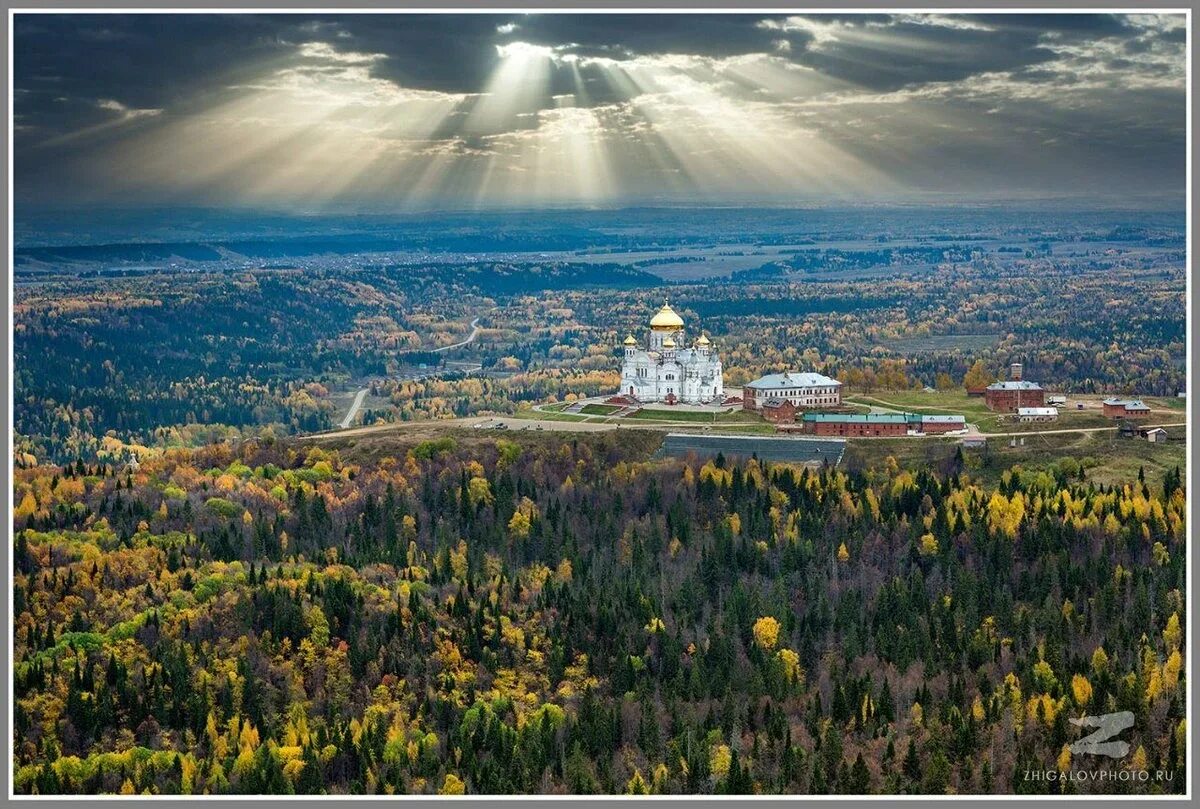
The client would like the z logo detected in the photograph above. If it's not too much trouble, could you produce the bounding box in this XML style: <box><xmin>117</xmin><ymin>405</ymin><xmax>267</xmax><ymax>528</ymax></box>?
<box><xmin>1069</xmin><ymin>711</ymin><xmax>1134</xmax><ymax>758</ymax></box>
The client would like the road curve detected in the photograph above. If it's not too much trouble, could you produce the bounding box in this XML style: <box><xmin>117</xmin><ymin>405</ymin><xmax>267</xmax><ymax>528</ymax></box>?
<box><xmin>335</xmin><ymin>316</ymin><xmax>482</xmax><ymax>430</ymax></box>
<box><xmin>339</xmin><ymin>387</ymin><xmax>370</xmax><ymax>429</ymax></box>
<box><xmin>432</xmin><ymin>317</ymin><xmax>481</xmax><ymax>353</ymax></box>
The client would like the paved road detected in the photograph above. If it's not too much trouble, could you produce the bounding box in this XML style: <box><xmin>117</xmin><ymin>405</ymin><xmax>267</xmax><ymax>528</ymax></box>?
<box><xmin>335</xmin><ymin>316</ymin><xmax>482</xmax><ymax>429</ymax></box>
<box><xmin>305</xmin><ymin>415</ymin><xmax>615</xmax><ymax>440</ymax></box>
<box><xmin>432</xmin><ymin>317</ymin><xmax>481</xmax><ymax>353</ymax></box>
<box><xmin>338</xmin><ymin>388</ymin><xmax>370</xmax><ymax>429</ymax></box>
<box><xmin>305</xmin><ymin>413</ymin><xmax>773</xmax><ymax>441</ymax></box>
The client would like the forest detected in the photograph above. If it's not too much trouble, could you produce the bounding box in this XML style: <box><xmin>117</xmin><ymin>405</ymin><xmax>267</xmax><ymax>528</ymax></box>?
<box><xmin>11</xmin><ymin>430</ymin><xmax>1186</xmax><ymax>794</ymax></box>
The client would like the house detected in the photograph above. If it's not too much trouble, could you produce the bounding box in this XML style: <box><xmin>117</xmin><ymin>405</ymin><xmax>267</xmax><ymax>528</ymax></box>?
<box><xmin>1144</xmin><ymin>427</ymin><xmax>1168</xmax><ymax>443</ymax></box>
<box><xmin>1017</xmin><ymin>406</ymin><xmax>1058</xmax><ymax>422</ymax></box>
<box><xmin>1102</xmin><ymin>398</ymin><xmax>1151</xmax><ymax>419</ymax></box>
<box><xmin>960</xmin><ymin>436</ymin><xmax>988</xmax><ymax>449</ymax></box>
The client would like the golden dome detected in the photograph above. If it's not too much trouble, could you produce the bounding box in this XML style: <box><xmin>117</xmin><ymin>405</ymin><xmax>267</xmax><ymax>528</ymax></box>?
<box><xmin>623</xmin><ymin>334</ymin><xmax>637</xmax><ymax>346</ymax></box>
<box><xmin>695</xmin><ymin>333</ymin><xmax>710</xmax><ymax>346</ymax></box>
<box><xmin>649</xmin><ymin>301</ymin><xmax>685</xmax><ymax>331</ymax></box>
<box><xmin>662</xmin><ymin>337</ymin><xmax>676</xmax><ymax>349</ymax></box>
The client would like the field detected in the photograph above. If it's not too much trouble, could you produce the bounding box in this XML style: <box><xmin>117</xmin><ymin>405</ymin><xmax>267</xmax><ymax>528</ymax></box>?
<box><xmin>625</xmin><ymin>408</ymin><xmax>723</xmax><ymax>423</ymax></box>
<box><xmin>843</xmin><ymin>426</ymin><xmax>1186</xmax><ymax>490</ymax></box>
<box><xmin>844</xmin><ymin>390</ymin><xmax>1182</xmax><ymax>434</ymax></box>
<box><xmin>579</xmin><ymin>403</ymin><xmax>621</xmax><ymax>415</ymax></box>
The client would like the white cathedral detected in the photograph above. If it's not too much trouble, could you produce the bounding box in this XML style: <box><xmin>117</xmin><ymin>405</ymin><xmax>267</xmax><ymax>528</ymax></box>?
<box><xmin>619</xmin><ymin>301</ymin><xmax>725</xmax><ymax>404</ymax></box>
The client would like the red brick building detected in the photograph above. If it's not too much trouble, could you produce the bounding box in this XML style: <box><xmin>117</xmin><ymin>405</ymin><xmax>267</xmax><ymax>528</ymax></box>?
<box><xmin>984</xmin><ymin>380</ymin><xmax>1045</xmax><ymax>412</ymax></box>
<box><xmin>801</xmin><ymin>413</ymin><xmax>908</xmax><ymax>437</ymax></box>
<box><xmin>760</xmin><ymin>399</ymin><xmax>797</xmax><ymax>423</ymax></box>
<box><xmin>1103</xmin><ymin>398</ymin><xmax>1152</xmax><ymax>419</ymax></box>
<box><xmin>920</xmin><ymin>415</ymin><xmax>967</xmax><ymax>434</ymax></box>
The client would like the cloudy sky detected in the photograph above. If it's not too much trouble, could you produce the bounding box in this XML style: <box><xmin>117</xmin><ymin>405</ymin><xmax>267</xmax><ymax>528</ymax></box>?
<box><xmin>12</xmin><ymin>13</ymin><xmax>1188</xmax><ymax>210</ymax></box>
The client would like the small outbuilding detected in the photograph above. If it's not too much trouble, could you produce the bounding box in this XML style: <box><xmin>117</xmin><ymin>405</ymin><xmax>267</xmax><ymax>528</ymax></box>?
<box><xmin>760</xmin><ymin>398</ymin><xmax>798</xmax><ymax>424</ymax></box>
<box><xmin>1144</xmin><ymin>427</ymin><xmax>1169</xmax><ymax>444</ymax></box>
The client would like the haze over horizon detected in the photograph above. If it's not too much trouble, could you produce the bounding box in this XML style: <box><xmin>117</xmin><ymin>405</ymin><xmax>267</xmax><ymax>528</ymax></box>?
<box><xmin>14</xmin><ymin>12</ymin><xmax>1188</xmax><ymax>211</ymax></box>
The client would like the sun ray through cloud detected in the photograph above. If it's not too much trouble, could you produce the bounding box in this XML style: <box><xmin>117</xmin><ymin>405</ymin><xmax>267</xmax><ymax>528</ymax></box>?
<box><xmin>12</xmin><ymin>12</ymin><xmax>1187</xmax><ymax>209</ymax></box>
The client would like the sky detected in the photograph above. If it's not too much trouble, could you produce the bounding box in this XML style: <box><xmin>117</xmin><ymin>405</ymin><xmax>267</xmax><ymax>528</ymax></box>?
<box><xmin>12</xmin><ymin>12</ymin><xmax>1189</xmax><ymax>211</ymax></box>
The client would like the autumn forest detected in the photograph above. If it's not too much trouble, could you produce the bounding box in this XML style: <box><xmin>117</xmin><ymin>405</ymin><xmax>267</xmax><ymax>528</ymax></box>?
<box><xmin>11</xmin><ymin>427</ymin><xmax>1186</xmax><ymax>795</ymax></box>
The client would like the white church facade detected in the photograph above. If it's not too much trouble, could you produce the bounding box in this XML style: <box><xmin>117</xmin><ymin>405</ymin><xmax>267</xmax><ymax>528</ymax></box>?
<box><xmin>619</xmin><ymin>302</ymin><xmax>724</xmax><ymax>404</ymax></box>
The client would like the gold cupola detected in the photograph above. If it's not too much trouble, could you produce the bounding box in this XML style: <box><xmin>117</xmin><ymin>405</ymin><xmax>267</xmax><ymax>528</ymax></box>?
<box><xmin>649</xmin><ymin>300</ymin><xmax>685</xmax><ymax>331</ymax></box>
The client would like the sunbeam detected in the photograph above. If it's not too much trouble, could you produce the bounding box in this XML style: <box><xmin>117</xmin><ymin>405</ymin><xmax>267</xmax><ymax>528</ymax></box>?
<box><xmin>18</xmin><ymin>13</ymin><xmax>1180</xmax><ymax>209</ymax></box>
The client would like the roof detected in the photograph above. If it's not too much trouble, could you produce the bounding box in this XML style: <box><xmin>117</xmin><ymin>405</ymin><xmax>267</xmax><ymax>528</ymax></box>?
<box><xmin>747</xmin><ymin>372</ymin><xmax>842</xmax><ymax>390</ymax></box>
<box><xmin>650</xmin><ymin>301</ymin><xmax>685</xmax><ymax>330</ymax></box>
<box><xmin>802</xmin><ymin>413</ymin><xmax>907</xmax><ymax>424</ymax></box>
<box><xmin>762</xmin><ymin>398</ymin><xmax>794</xmax><ymax>409</ymax></box>
<box><xmin>986</xmin><ymin>380</ymin><xmax>1043</xmax><ymax>391</ymax></box>
<box><xmin>1145</xmin><ymin>427</ymin><xmax>1168</xmax><ymax>434</ymax></box>
<box><xmin>922</xmin><ymin>415</ymin><xmax>966</xmax><ymax>423</ymax></box>
<box><xmin>1018</xmin><ymin>407</ymin><xmax>1058</xmax><ymax>416</ymax></box>
<box><xmin>1103</xmin><ymin>398</ymin><xmax>1150</xmax><ymax>410</ymax></box>
<box><xmin>658</xmin><ymin>433</ymin><xmax>846</xmax><ymax>466</ymax></box>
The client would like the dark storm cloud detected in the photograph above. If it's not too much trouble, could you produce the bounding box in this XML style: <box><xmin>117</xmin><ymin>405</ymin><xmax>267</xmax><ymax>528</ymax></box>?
<box><xmin>783</xmin><ymin>20</ymin><xmax>1057</xmax><ymax>91</ymax></box>
<box><xmin>14</xmin><ymin>12</ymin><xmax>1162</xmax><ymax>131</ymax></box>
<box><xmin>11</xmin><ymin>12</ymin><xmax>1187</xmax><ymax>206</ymax></box>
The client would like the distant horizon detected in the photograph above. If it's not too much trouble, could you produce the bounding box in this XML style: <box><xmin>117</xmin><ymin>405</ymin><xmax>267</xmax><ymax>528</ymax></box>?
<box><xmin>13</xmin><ymin>200</ymin><xmax>1185</xmax><ymax>252</ymax></box>
<box><xmin>14</xmin><ymin>195</ymin><xmax>1190</xmax><ymax>224</ymax></box>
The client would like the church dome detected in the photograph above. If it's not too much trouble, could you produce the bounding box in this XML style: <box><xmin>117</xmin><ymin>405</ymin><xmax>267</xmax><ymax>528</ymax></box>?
<box><xmin>650</xmin><ymin>302</ymin><xmax>685</xmax><ymax>331</ymax></box>
<box><xmin>695</xmin><ymin>333</ymin><xmax>710</xmax><ymax>346</ymax></box>
<box><xmin>662</xmin><ymin>337</ymin><xmax>676</xmax><ymax>349</ymax></box>
<box><xmin>623</xmin><ymin>334</ymin><xmax>637</xmax><ymax>346</ymax></box>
